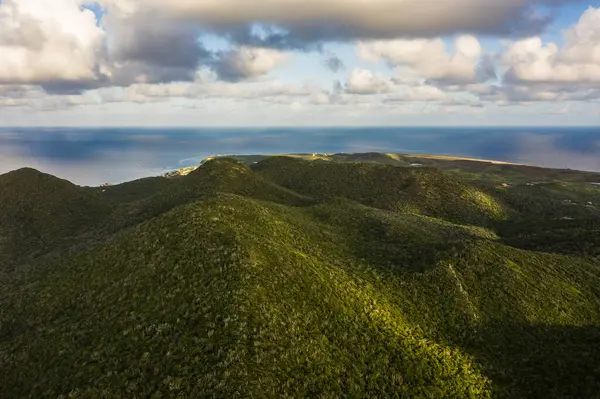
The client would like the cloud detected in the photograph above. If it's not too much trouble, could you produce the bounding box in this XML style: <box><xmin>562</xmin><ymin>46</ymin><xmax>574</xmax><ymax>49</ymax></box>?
<box><xmin>353</xmin><ymin>7</ymin><xmax>600</xmax><ymax>106</ymax></box>
<box><xmin>1</xmin><ymin>0</ymin><xmax>597</xmax><ymax>116</ymax></box>
<box><xmin>477</xmin><ymin>84</ymin><xmax>600</xmax><ymax>104</ymax></box>
<box><xmin>485</xmin><ymin>7</ymin><xmax>600</xmax><ymax>103</ymax></box>
<box><xmin>0</xmin><ymin>0</ymin><xmax>105</xmax><ymax>85</ymax></box>
<box><xmin>358</xmin><ymin>35</ymin><xmax>491</xmax><ymax>85</ymax></box>
<box><xmin>114</xmin><ymin>0</ymin><xmax>574</xmax><ymax>42</ymax></box>
<box><xmin>0</xmin><ymin>77</ymin><xmax>334</xmax><ymax>110</ymax></box>
<box><xmin>212</xmin><ymin>46</ymin><xmax>290</xmax><ymax>81</ymax></box>
<box><xmin>502</xmin><ymin>8</ymin><xmax>600</xmax><ymax>85</ymax></box>
<box><xmin>0</xmin><ymin>85</ymin><xmax>42</xmax><ymax>99</ymax></box>
<box><xmin>102</xmin><ymin>13</ymin><xmax>216</xmax><ymax>85</ymax></box>
<box><xmin>86</xmin><ymin>80</ymin><xmax>325</xmax><ymax>105</ymax></box>
<box><xmin>383</xmin><ymin>85</ymin><xmax>452</xmax><ymax>102</ymax></box>
<box><xmin>345</xmin><ymin>68</ymin><xmax>395</xmax><ymax>95</ymax></box>
<box><xmin>0</xmin><ymin>0</ymin><xmax>216</xmax><ymax>91</ymax></box>
<box><xmin>322</xmin><ymin>52</ymin><xmax>345</xmax><ymax>73</ymax></box>
<box><xmin>88</xmin><ymin>0</ymin><xmax>579</xmax><ymax>58</ymax></box>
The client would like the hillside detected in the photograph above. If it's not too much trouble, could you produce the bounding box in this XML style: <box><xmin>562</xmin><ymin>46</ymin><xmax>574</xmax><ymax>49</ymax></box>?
<box><xmin>251</xmin><ymin>156</ymin><xmax>511</xmax><ymax>225</ymax></box>
<box><xmin>2</xmin><ymin>155</ymin><xmax>600</xmax><ymax>398</ymax></box>
<box><xmin>0</xmin><ymin>168</ymin><xmax>114</xmax><ymax>271</ymax></box>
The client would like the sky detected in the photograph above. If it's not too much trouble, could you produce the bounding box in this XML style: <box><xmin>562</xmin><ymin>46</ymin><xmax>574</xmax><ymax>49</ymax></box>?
<box><xmin>1</xmin><ymin>0</ymin><xmax>600</xmax><ymax>126</ymax></box>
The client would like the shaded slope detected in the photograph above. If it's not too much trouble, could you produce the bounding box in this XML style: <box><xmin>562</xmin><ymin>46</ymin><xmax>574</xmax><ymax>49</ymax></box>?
<box><xmin>91</xmin><ymin>176</ymin><xmax>175</xmax><ymax>203</ymax></box>
<box><xmin>252</xmin><ymin>156</ymin><xmax>510</xmax><ymax>225</ymax></box>
<box><xmin>493</xmin><ymin>183</ymin><xmax>600</xmax><ymax>220</ymax></box>
<box><xmin>465</xmin><ymin>323</ymin><xmax>600</xmax><ymax>398</ymax></box>
<box><xmin>496</xmin><ymin>218</ymin><xmax>600</xmax><ymax>258</ymax></box>
<box><xmin>0</xmin><ymin>168</ymin><xmax>113</xmax><ymax>269</ymax></box>
<box><xmin>185</xmin><ymin>158</ymin><xmax>314</xmax><ymax>205</ymax></box>
<box><xmin>103</xmin><ymin>158</ymin><xmax>314</xmax><ymax>234</ymax></box>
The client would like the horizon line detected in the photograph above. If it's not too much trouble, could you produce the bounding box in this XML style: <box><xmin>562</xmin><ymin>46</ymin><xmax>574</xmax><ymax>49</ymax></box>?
<box><xmin>2</xmin><ymin>125</ymin><xmax>600</xmax><ymax>129</ymax></box>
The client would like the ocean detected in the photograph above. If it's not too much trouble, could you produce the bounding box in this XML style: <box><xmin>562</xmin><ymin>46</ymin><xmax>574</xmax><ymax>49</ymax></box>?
<box><xmin>1</xmin><ymin>126</ymin><xmax>599</xmax><ymax>186</ymax></box>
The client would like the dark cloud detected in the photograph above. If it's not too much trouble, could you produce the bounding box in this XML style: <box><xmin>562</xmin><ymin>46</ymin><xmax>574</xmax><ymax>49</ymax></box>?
<box><xmin>208</xmin><ymin>45</ymin><xmax>288</xmax><ymax>82</ymax></box>
<box><xmin>323</xmin><ymin>53</ymin><xmax>345</xmax><ymax>72</ymax></box>
<box><xmin>104</xmin><ymin>14</ymin><xmax>215</xmax><ymax>85</ymax></box>
<box><xmin>112</xmin><ymin>23</ymin><xmax>203</xmax><ymax>69</ymax></box>
<box><xmin>111</xmin><ymin>64</ymin><xmax>200</xmax><ymax>86</ymax></box>
<box><xmin>40</xmin><ymin>79</ymin><xmax>110</xmax><ymax>95</ymax></box>
<box><xmin>209</xmin><ymin>49</ymin><xmax>249</xmax><ymax>82</ymax></box>
<box><xmin>169</xmin><ymin>1</ymin><xmax>584</xmax><ymax>52</ymax></box>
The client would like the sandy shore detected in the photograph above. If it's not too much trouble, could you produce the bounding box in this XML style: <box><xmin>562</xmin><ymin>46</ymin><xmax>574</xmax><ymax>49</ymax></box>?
<box><xmin>400</xmin><ymin>153</ymin><xmax>526</xmax><ymax>166</ymax></box>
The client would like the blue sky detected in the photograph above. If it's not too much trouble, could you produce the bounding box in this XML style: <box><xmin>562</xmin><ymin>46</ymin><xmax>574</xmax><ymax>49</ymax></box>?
<box><xmin>1</xmin><ymin>0</ymin><xmax>600</xmax><ymax>126</ymax></box>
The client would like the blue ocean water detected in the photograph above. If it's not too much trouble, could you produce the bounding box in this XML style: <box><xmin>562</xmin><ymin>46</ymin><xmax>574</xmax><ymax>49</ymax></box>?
<box><xmin>1</xmin><ymin>127</ymin><xmax>599</xmax><ymax>186</ymax></box>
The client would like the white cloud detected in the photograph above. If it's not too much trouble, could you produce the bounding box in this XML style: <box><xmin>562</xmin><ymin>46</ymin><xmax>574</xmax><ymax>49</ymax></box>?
<box><xmin>5</xmin><ymin>79</ymin><xmax>330</xmax><ymax>109</ymax></box>
<box><xmin>345</xmin><ymin>68</ymin><xmax>394</xmax><ymax>94</ymax></box>
<box><xmin>358</xmin><ymin>35</ymin><xmax>485</xmax><ymax>84</ymax></box>
<box><xmin>0</xmin><ymin>0</ymin><xmax>105</xmax><ymax>85</ymax></box>
<box><xmin>1</xmin><ymin>0</ymin><xmax>599</xmax><ymax>124</ymax></box>
<box><xmin>384</xmin><ymin>85</ymin><xmax>452</xmax><ymax>102</ymax></box>
<box><xmin>502</xmin><ymin>7</ymin><xmax>600</xmax><ymax>84</ymax></box>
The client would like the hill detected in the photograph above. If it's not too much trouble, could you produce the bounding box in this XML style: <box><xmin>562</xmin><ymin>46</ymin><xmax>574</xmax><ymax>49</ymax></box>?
<box><xmin>251</xmin><ymin>156</ymin><xmax>510</xmax><ymax>225</ymax></box>
<box><xmin>1</xmin><ymin>155</ymin><xmax>600</xmax><ymax>398</ymax></box>
<box><xmin>0</xmin><ymin>168</ymin><xmax>113</xmax><ymax>271</ymax></box>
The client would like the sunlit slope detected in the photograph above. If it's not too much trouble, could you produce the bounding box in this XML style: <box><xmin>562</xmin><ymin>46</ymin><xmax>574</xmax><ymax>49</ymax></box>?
<box><xmin>2</xmin><ymin>193</ymin><xmax>600</xmax><ymax>397</ymax></box>
<box><xmin>224</xmin><ymin>152</ymin><xmax>600</xmax><ymax>185</ymax></box>
<box><xmin>0</xmin><ymin>195</ymin><xmax>491</xmax><ymax>398</ymax></box>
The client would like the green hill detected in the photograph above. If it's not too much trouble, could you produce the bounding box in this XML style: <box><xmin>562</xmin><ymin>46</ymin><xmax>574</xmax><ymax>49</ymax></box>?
<box><xmin>1</xmin><ymin>155</ymin><xmax>600</xmax><ymax>398</ymax></box>
<box><xmin>252</xmin><ymin>156</ymin><xmax>510</xmax><ymax>225</ymax></box>
<box><xmin>0</xmin><ymin>168</ymin><xmax>113</xmax><ymax>271</ymax></box>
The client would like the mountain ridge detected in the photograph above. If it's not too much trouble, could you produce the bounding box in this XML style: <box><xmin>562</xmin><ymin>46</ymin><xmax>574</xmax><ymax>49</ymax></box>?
<box><xmin>1</xmin><ymin>154</ymin><xmax>600</xmax><ymax>398</ymax></box>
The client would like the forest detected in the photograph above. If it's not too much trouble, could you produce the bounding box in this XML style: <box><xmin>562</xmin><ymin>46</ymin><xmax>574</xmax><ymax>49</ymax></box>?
<box><xmin>1</xmin><ymin>154</ymin><xmax>600</xmax><ymax>398</ymax></box>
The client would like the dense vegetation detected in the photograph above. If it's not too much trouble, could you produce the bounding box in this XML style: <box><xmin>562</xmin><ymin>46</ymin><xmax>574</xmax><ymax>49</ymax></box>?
<box><xmin>1</xmin><ymin>154</ymin><xmax>600</xmax><ymax>398</ymax></box>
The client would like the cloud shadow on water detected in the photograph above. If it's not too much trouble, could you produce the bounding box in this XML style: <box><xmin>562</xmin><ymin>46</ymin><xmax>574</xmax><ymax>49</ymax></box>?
<box><xmin>1</xmin><ymin>127</ymin><xmax>599</xmax><ymax>185</ymax></box>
